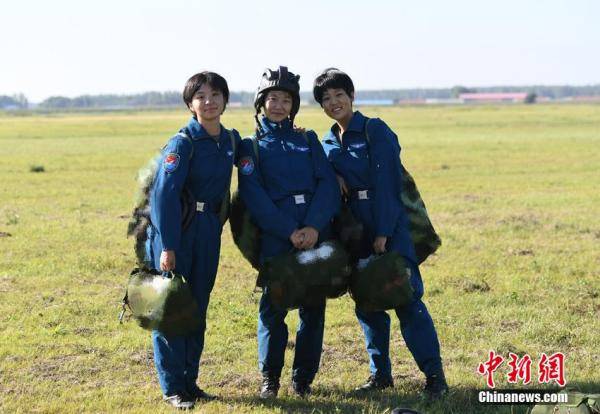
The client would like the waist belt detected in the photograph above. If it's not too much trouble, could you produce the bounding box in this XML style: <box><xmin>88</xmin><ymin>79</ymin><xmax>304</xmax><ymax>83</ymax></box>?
<box><xmin>272</xmin><ymin>193</ymin><xmax>313</xmax><ymax>205</ymax></box>
<box><xmin>195</xmin><ymin>200</ymin><xmax>221</xmax><ymax>214</ymax></box>
<box><xmin>181</xmin><ymin>189</ymin><xmax>223</xmax><ymax>230</ymax></box>
<box><xmin>349</xmin><ymin>189</ymin><xmax>371</xmax><ymax>201</ymax></box>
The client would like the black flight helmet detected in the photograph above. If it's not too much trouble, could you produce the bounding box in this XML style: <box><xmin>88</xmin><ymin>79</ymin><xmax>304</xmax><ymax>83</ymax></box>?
<box><xmin>254</xmin><ymin>66</ymin><xmax>301</xmax><ymax>125</ymax></box>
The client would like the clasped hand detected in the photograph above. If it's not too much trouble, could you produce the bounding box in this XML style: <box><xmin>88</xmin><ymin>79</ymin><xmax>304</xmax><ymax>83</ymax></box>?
<box><xmin>290</xmin><ymin>226</ymin><xmax>319</xmax><ymax>250</ymax></box>
<box><xmin>160</xmin><ymin>250</ymin><xmax>176</xmax><ymax>271</ymax></box>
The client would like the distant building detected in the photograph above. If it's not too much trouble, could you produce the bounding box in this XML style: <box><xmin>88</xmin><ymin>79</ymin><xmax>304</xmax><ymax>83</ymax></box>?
<box><xmin>425</xmin><ymin>98</ymin><xmax>462</xmax><ymax>105</ymax></box>
<box><xmin>354</xmin><ymin>99</ymin><xmax>395</xmax><ymax>106</ymax></box>
<box><xmin>396</xmin><ymin>99</ymin><xmax>426</xmax><ymax>105</ymax></box>
<box><xmin>571</xmin><ymin>95</ymin><xmax>600</xmax><ymax>102</ymax></box>
<box><xmin>459</xmin><ymin>93</ymin><xmax>528</xmax><ymax>103</ymax></box>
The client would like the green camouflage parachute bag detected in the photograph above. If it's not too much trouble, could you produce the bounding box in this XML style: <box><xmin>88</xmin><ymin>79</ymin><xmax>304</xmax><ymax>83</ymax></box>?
<box><xmin>229</xmin><ymin>189</ymin><xmax>261</xmax><ymax>270</ymax></box>
<box><xmin>332</xmin><ymin>203</ymin><xmax>365</xmax><ymax>264</ymax></box>
<box><xmin>529</xmin><ymin>392</ymin><xmax>600</xmax><ymax>414</ymax></box>
<box><xmin>120</xmin><ymin>267</ymin><xmax>201</xmax><ymax>336</ymax></box>
<box><xmin>350</xmin><ymin>252</ymin><xmax>414</xmax><ymax>312</ymax></box>
<box><xmin>259</xmin><ymin>240</ymin><xmax>352</xmax><ymax>310</ymax></box>
<box><xmin>364</xmin><ymin>118</ymin><xmax>441</xmax><ymax>264</ymax></box>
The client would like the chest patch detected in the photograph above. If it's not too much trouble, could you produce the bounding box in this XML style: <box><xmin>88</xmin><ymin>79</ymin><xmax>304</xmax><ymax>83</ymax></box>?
<box><xmin>286</xmin><ymin>142</ymin><xmax>310</xmax><ymax>153</ymax></box>
<box><xmin>239</xmin><ymin>156</ymin><xmax>255</xmax><ymax>175</ymax></box>
<box><xmin>227</xmin><ymin>150</ymin><xmax>234</xmax><ymax>157</ymax></box>
<box><xmin>349</xmin><ymin>142</ymin><xmax>367</xmax><ymax>150</ymax></box>
<box><xmin>163</xmin><ymin>153</ymin><xmax>180</xmax><ymax>173</ymax></box>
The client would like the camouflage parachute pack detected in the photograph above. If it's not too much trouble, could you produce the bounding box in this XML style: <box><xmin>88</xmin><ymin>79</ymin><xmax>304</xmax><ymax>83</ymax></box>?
<box><xmin>331</xmin><ymin>203</ymin><xmax>365</xmax><ymax>265</ymax></box>
<box><xmin>259</xmin><ymin>240</ymin><xmax>352</xmax><ymax>310</ymax></box>
<box><xmin>349</xmin><ymin>252</ymin><xmax>414</xmax><ymax>312</ymax></box>
<box><xmin>529</xmin><ymin>392</ymin><xmax>600</xmax><ymax>414</ymax></box>
<box><xmin>229</xmin><ymin>189</ymin><xmax>261</xmax><ymax>270</ymax></box>
<box><xmin>126</xmin><ymin>131</ymin><xmax>193</xmax><ymax>266</ymax></box>
<box><xmin>364</xmin><ymin>118</ymin><xmax>441</xmax><ymax>264</ymax></box>
<box><xmin>121</xmin><ymin>267</ymin><xmax>202</xmax><ymax>336</ymax></box>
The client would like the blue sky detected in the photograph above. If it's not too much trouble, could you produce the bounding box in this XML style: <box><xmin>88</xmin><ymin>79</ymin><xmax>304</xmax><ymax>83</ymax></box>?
<box><xmin>1</xmin><ymin>0</ymin><xmax>598</xmax><ymax>102</ymax></box>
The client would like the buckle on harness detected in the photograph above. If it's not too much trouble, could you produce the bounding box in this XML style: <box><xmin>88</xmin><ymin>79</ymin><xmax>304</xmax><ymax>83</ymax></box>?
<box><xmin>294</xmin><ymin>194</ymin><xmax>306</xmax><ymax>204</ymax></box>
<box><xmin>196</xmin><ymin>202</ymin><xmax>205</xmax><ymax>212</ymax></box>
<box><xmin>358</xmin><ymin>190</ymin><xmax>369</xmax><ymax>200</ymax></box>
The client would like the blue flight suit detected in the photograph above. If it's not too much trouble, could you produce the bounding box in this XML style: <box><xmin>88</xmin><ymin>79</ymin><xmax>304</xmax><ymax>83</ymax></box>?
<box><xmin>238</xmin><ymin>116</ymin><xmax>340</xmax><ymax>383</ymax></box>
<box><xmin>321</xmin><ymin>110</ymin><xmax>443</xmax><ymax>380</ymax></box>
<box><xmin>145</xmin><ymin>116</ymin><xmax>241</xmax><ymax>397</ymax></box>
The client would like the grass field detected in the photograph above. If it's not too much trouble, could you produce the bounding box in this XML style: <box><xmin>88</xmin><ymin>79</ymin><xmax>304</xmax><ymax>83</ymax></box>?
<box><xmin>0</xmin><ymin>104</ymin><xmax>599</xmax><ymax>413</ymax></box>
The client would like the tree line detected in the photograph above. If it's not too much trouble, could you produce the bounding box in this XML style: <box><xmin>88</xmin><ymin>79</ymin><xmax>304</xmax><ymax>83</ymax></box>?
<box><xmin>1</xmin><ymin>85</ymin><xmax>599</xmax><ymax>110</ymax></box>
<box><xmin>0</xmin><ymin>94</ymin><xmax>29</xmax><ymax>109</ymax></box>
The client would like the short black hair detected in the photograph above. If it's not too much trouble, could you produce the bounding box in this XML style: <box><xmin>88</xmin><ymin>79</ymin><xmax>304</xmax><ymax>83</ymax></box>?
<box><xmin>312</xmin><ymin>68</ymin><xmax>355</xmax><ymax>106</ymax></box>
<box><xmin>183</xmin><ymin>71</ymin><xmax>230</xmax><ymax>112</ymax></box>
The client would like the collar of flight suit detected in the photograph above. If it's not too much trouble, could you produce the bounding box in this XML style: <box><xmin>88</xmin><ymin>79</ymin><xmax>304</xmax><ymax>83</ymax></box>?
<box><xmin>328</xmin><ymin>110</ymin><xmax>368</xmax><ymax>146</ymax></box>
<box><xmin>259</xmin><ymin>115</ymin><xmax>293</xmax><ymax>136</ymax></box>
<box><xmin>185</xmin><ymin>116</ymin><xmax>226</xmax><ymax>142</ymax></box>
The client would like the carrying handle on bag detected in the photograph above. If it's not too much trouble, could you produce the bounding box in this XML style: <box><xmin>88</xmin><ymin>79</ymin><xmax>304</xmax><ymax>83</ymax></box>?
<box><xmin>118</xmin><ymin>291</ymin><xmax>129</xmax><ymax>324</ymax></box>
<box><xmin>119</xmin><ymin>267</ymin><xmax>140</xmax><ymax>324</ymax></box>
<box><xmin>162</xmin><ymin>271</ymin><xmax>173</xmax><ymax>278</ymax></box>
<box><xmin>163</xmin><ymin>270</ymin><xmax>187</xmax><ymax>283</ymax></box>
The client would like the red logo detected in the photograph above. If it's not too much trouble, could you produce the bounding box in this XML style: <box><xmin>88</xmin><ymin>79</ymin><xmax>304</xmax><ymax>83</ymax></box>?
<box><xmin>538</xmin><ymin>352</ymin><xmax>566</xmax><ymax>386</ymax></box>
<box><xmin>477</xmin><ymin>351</ymin><xmax>504</xmax><ymax>388</ymax></box>
<box><xmin>477</xmin><ymin>351</ymin><xmax>566</xmax><ymax>388</ymax></box>
<box><xmin>507</xmin><ymin>352</ymin><xmax>532</xmax><ymax>385</ymax></box>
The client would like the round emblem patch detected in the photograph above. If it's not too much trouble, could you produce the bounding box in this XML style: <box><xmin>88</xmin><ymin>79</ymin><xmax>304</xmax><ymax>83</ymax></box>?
<box><xmin>239</xmin><ymin>156</ymin><xmax>255</xmax><ymax>175</ymax></box>
<box><xmin>163</xmin><ymin>153</ymin><xmax>180</xmax><ymax>173</ymax></box>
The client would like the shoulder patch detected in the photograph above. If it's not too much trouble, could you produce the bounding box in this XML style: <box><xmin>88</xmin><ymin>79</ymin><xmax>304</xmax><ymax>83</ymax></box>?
<box><xmin>239</xmin><ymin>156</ymin><xmax>255</xmax><ymax>175</ymax></box>
<box><xmin>163</xmin><ymin>153</ymin><xmax>180</xmax><ymax>173</ymax></box>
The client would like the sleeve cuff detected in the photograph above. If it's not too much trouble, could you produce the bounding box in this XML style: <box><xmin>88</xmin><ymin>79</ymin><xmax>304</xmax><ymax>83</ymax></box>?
<box><xmin>303</xmin><ymin>217</ymin><xmax>326</xmax><ymax>233</ymax></box>
<box><xmin>279</xmin><ymin>219</ymin><xmax>298</xmax><ymax>241</ymax></box>
<box><xmin>376</xmin><ymin>230</ymin><xmax>394</xmax><ymax>238</ymax></box>
<box><xmin>160</xmin><ymin>237</ymin><xmax>179</xmax><ymax>252</ymax></box>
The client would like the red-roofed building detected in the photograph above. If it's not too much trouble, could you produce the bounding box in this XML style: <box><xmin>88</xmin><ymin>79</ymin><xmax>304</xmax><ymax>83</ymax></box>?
<box><xmin>459</xmin><ymin>93</ymin><xmax>528</xmax><ymax>103</ymax></box>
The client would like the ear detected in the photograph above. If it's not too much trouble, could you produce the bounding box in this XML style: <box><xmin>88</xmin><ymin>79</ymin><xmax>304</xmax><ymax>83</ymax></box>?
<box><xmin>350</xmin><ymin>91</ymin><xmax>355</xmax><ymax>102</ymax></box>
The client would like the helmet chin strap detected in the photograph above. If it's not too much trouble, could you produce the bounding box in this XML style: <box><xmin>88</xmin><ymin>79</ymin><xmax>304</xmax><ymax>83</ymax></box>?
<box><xmin>254</xmin><ymin>112</ymin><xmax>266</xmax><ymax>138</ymax></box>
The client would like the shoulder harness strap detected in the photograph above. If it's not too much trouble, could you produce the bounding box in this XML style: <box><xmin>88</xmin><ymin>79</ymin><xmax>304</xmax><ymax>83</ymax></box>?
<box><xmin>364</xmin><ymin>118</ymin><xmax>372</xmax><ymax>144</ymax></box>
<box><xmin>301</xmin><ymin>131</ymin><xmax>309</xmax><ymax>144</ymax></box>
<box><xmin>227</xmin><ymin>129</ymin><xmax>236</xmax><ymax>159</ymax></box>
<box><xmin>175</xmin><ymin>130</ymin><xmax>194</xmax><ymax>159</ymax></box>
<box><xmin>251</xmin><ymin>135</ymin><xmax>260</xmax><ymax>162</ymax></box>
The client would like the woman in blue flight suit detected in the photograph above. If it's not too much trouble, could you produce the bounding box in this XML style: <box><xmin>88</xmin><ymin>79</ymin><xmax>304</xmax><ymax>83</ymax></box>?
<box><xmin>237</xmin><ymin>66</ymin><xmax>340</xmax><ymax>398</ymax></box>
<box><xmin>313</xmin><ymin>68</ymin><xmax>448</xmax><ymax>399</ymax></box>
<box><xmin>145</xmin><ymin>71</ymin><xmax>241</xmax><ymax>409</ymax></box>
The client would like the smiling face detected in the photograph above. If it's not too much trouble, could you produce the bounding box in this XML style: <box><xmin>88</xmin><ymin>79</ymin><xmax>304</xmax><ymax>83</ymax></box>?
<box><xmin>321</xmin><ymin>87</ymin><xmax>353</xmax><ymax>124</ymax></box>
<box><xmin>263</xmin><ymin>90</ymin><xmax>293</xmax><ymax>123</ymax></box>
<box><xmin>188</xmin><ymin>83</ymin><xmax>225</xmax><ymax>122</ymax></box>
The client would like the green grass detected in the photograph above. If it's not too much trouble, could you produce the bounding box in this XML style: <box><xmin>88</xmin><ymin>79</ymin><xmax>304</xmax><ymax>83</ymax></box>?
<box><xmin>0</xmin><ymin>104</ymin><xmax>598</xmax><ymax>413</ymax></box>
